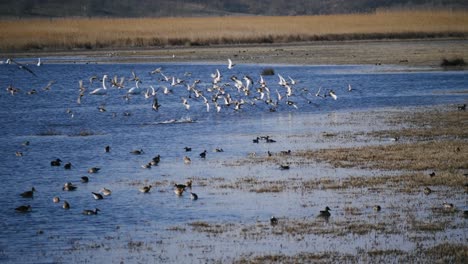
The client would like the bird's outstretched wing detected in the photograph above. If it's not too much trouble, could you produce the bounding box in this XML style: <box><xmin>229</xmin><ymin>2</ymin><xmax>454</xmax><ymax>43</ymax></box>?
<box><xmin>8</xmin><ymin>58</ymin><xmax>38</xmax><ymax>77</ymax></box>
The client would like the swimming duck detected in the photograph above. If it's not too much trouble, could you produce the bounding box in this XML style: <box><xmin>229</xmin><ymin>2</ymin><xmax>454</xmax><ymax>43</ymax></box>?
<box><xmin>319</xmin><ymin>206</ymin><xmax>331</xmax><ymax>217</ymax></box>
<box><xmin>373</xmin><ymin>205</ymin><xmax>381</xmax><ymax>212</ymax></box>
<box><xmin>190</xmin><ymin>192</ymin><xmax>198</xmax><ymax>200</ymax></box>
<box><xmin>52</xmin><ymin>196</ymin><xmax>60</xmax><ymax>203</ymax></box>
<box><xmin>130</xmin><ymin>149</ymin><xmax>144</xmax><ymax>155</ymax></box>
<box><xmin>92</xmin><ymin>192</ymin><xmax>104</xmax><ymax>200</ymax></box>
<box><xmin>139</xmin><ymin>185</ymin><xmax>152</xmax><ymax>193</ymax></box>
<box><xmin>63</xmin><ymin>162</ymin><xmax>72</xmax><ymax>170</ymax></box>
<box><xmin>101</xmin><ymin>188</ymin><xmax>112</xmax><ymax>196</ymax></box>
<box><xmin>184</xmin><ymin>147</ymin><xmax>192</xmax><ymax>152</ymax></box>
<box><xmin>20</xmin><ymin>187</ymin><xmax>36</xmax><ymax>198</ymax></box>
<box><xmin>15</xmin><ymin>151</ymin><xmax>23</xmax><ymax>157</ymax></box>
<box><xmin>63</xmin><ymin>182</ymin><xmax>77</xmax><ymax>191</ymax></box>
<box><xmin>88</xmin><ymin>167</ymin><xmax>100</xmax><ymax>173</ymax></box>
<box><xmin>15</xmin><ymin>205</ymin><xmax>31</xmax><ymax>212</ymax></box>
<box><xmin>105</xmin><ymin>145</ymin><xmax>111</xmax><ymax>153</ymax></box>
<box><xmin>81</xmin><ymin>176</ymin><xmax>89</xmax><ymax>183</ymax></box>
<box><xmin>82</xmin><ymin>208</ymin><xmax>100</xmax><ymax>215</ymax></box>
<box><xmin>62</xmin><ymin>201</ymin><xmax>70</xmax><ymax>209</ymax></box>
<box><xmin>184</xmin><ymin>156</ymin><xmax>192</xmax><ymax>164</ymax></box>
<box><xmin>280</xmin><ymin>164</ymin><xmax>290</xmax><ymax>170</ymax></box>
<box><xmin>141</xmin><ymin>163</ymin><xmax>152</xmax><ymax>169</ymax></box>
<box><xmin>51</xmin><ymin>158</ymin><xmax>62</xmax><ymax>166</ymax></box>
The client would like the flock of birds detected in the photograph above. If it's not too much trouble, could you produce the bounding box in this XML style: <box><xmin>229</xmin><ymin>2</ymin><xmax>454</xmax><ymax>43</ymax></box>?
<box><xmin>6</xmin><ymin>56</ymin><xmax>352</xmax><ymax>221</ymax></box>
<box><xmin>14</xmin><ymin>143</ymin><xmax>201</xmax><ymax>215</ymax></box>
<box><xmin>7</xmin><ymin>57</ymin><xmax>466</xmax><ymax>222</ymax></box>
<box><xmin>3</xmin><ymin>57</ymin><xmax>354</xmax><ymax>118</ymax></box>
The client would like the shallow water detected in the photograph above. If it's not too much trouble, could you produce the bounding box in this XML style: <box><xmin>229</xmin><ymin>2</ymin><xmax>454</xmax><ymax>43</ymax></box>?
<box><xmin>0</xmin><ymin>61</ymin><xmax>467</xmax><ymax>263</ymax></box>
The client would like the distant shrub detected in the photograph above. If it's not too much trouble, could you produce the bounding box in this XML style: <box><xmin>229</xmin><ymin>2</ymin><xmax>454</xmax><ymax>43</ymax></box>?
<box><xmin>261</xmin><ymin>68</ymin><xmax>275</xmax><ymax>75</ymax></box>
<box><xmin>440</xmin><ymin>57</ymin><xmax>466</xmax><ymax>67</ymax></box>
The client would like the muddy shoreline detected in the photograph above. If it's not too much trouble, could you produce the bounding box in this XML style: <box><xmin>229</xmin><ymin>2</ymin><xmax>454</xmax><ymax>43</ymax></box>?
<box><xmin>2</xmin><ymin>38</ymin><xmax>468</xmax><ymax>67</ymax></box>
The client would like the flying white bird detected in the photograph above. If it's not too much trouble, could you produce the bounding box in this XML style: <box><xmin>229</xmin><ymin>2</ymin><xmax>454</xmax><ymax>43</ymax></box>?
<box><xmin>228</xmin><ymin>58</ymin><xmax>235</xmax><ymax>69</ymax></box>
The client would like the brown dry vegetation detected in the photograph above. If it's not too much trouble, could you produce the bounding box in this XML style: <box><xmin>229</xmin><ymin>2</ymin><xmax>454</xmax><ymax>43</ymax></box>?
<box><xmin>0</xmin><ymin>10</ymin><xmax>467</xmax><ymax>51</ymax></box>
<box><xmin>225</xmin><ymin>108</ymin><xmax>468</xmax><ymax>193</ymax></box>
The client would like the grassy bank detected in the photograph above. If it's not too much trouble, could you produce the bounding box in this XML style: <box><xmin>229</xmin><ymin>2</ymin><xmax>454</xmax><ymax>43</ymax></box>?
<box><xmin>1</xmin><ymin>10</ymin><xmax>467</xmax><ymax>52</ymax></box>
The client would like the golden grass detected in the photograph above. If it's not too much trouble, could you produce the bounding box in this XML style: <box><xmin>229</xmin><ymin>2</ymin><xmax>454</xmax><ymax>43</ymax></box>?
<box><xmin>1</xmin><ymin>10</ymin><xmax>467</xmax><ymax>51</ymax></box>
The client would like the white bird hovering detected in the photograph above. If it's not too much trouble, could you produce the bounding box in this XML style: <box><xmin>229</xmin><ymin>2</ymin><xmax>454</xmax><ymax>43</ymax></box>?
<box><xmin>228</xmin><ymin>58</ymin><xmax>235</xmax><ymax>70</ymax></box>
<box><xmin>315</xmin><ymin>87</ymin><xmax>323</xmax><ymax>98</ymax></box>
<box><xmin>212</xmin><ymin>69</ymin><xmax>222</xmax><ymax>84</ymax></box>
<box><xmin>181</xmin><ymin>97</ymin><xmax>190</xmax><ymax>110</ymax></box>
<box><xmin>288</xmin><ymin>76</ymin><xmax>297</xmax><ymax>85</ymax></box>
<box><xmin>89</xmin><ymin>75</ymin><xmax>108</xmax><ymax>95</ymax></box>
<box><xmin>42</xmin><ymin>80</ymin><xmax>56</xmax><ymax>91</ymax></box>
<box><xmin>277</xmin><ymin>74</ymin><xmax>287</xmax><ymax>86</ymax></box>
<box><xmin>162</xmin><ymin>85</ymin><xmax>173</xmax><ymax>95</ymax></box>
<box><xmin>160</xmin><ymin>72</ymin><xmax>170</xmax><ymax>82</ymax></box>
<box><xmin>150</xmin><ymin>67</ymin><xmax>162</xmax><ymax>74</ymax></box>
<box><xmin>201</xmin><ymin>96</ymin><xmax>210</xmax><ymax>112</ymax></box>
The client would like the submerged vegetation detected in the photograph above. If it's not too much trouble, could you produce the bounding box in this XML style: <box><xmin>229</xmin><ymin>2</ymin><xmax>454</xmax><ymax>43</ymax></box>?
<box><xmin>0</xmin><ymin>10</ymin><xmax>467</xmax><ymax>51</ymax></box>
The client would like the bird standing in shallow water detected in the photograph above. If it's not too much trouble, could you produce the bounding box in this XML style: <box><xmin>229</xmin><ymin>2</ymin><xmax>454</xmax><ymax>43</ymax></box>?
<box><xmin>270</xmin><ymin>216</ymin><xmax>278</xmax><ymax>226</ymax></box>
<box><xmin>319</xmin><ymin>206</ymin><xmax>331</xmax><ymax>217</ymax></box>
<box><xmin>174</xmin><ymin>187</ymin><xmax>184</xmax><ymax>196</ymax></box>
<box><xmin>139</xmin><ymin>185</ymin><xmax>152</xmax><ymax>193</ymax></box>
<box><xmin>424</xmin><ymin>187</ymin><xmax>432</xmax><ymax>195</ymax></box>
<box><xmin>199</xmin><ymin>150</ymin><xmax>207</xmax><ymax>159</ymax></box>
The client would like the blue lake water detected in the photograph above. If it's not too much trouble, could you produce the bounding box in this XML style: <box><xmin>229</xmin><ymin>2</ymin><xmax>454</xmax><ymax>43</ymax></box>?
<box><xmin>0</xmin><ymin>60</ymin><xmax>467</xmax><ymax>263</ymax></box>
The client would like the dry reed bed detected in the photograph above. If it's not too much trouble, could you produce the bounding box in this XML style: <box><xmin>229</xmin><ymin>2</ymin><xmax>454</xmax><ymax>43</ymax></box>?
<box><xmin>234</xmin><ymin>243</ymin><xmax>467</xmax><ymax>263</ymax></box>
<box><xmin>1</xmin><ymin>10</ymin><xmax>467</xmax><ymax>51</ymax></box>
